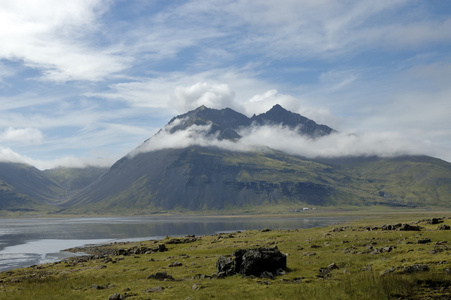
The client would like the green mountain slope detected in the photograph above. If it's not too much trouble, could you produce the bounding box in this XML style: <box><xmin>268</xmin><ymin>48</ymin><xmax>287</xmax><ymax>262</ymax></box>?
<box><xmin>62</xmin><ymin>147</ymin><xmax>451</xmax><ymax>214</ymax></box>
<box><xmin>0</xmin><ymin>162</ymin><xmax>62</xmax><ymax>212</ymax></box>
<box><xmin>0</xmin><ymin>163</ymin><xmax>108</xmax><ymax>213</ymax></box>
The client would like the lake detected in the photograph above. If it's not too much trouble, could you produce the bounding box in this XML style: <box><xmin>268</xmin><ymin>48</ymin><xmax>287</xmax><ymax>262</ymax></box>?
<box><xmin>0</xmin><ymin>215</ymin><xmax>349</xmax><ymax>271</ymax></box>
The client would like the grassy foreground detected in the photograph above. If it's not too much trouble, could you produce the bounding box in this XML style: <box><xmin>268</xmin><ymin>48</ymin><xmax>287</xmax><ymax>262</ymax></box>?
<box><xmin>1</xmin><ymin>214</ymin><xmax>451</xmax><ymax>299</ymax></box>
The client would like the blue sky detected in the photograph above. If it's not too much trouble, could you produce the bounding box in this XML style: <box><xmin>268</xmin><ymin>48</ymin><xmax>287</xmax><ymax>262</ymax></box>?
<box><xmin>1</xmin><ymin>0</ymin><xmax>451</xmax><ymax>169</ymax></box>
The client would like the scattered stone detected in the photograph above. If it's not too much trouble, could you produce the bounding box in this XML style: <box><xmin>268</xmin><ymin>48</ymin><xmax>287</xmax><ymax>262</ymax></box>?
<box><xmin>108</xmin><ymin>293</ymin><xmax>125</xmax><ymax>300</ymax></box>
<box><xmin>192</xmin><ymin>274</ymin><xmax>211</xmax><ymax>280</ymax></box>
<box><xmin>398</xmin><ymin>224</ymin><xmax>421</xmax><ymax>231</ymax></box>
<box><xmin>166</xmin><ymin>237</ymin><xmax>197</xmax><ymax>244</ymax></box>
<box><xmin>192</xmin><ymin>284</ymin><xmax>203</xmax><ymax>290</ymax></box>
<box><xmin>146</xmin><ymin>272</ymin><xmax>174</xmax><ymax>281</ymax></box>
<box><xmin>327</xmin><ymin>263</ymin><xmax>339</xmax><ymax>270</ymax></box>
<box><xmin>438</xmin><ymin>224</ymin><xmax>450</xmax><ymax>230</ymax></box>
<box><xmin>145</xmin><ymin>286</ymin><xmax>165</xmax><ymax>293</ymax></box>
<box><xmin>91</xmin><ymin>284</ymin><xmax>109</xmax><ymax>290</ymax></box>
<box><xmin>417</xmin><ymin>238</ymin><xmax>432</xmax><ymax>244</ymax></box>
<box><xmin>168</xmin><ymin>262</ymin><xmax>183</xmax><ymax>267</ymax></box>
<box><xmin>401</xmin><ymin>264</ymin><xmax>429</xmax><ymax>274</ymax></box>
<box><xmin>425</xmin><ymin>218</ymin><xmax>443</xmax><ymax>225</ymax></box>
<box><xmin>381</xmin><ymin>267</ymin><xmax>396</xmax><ymax>276</ymax></box>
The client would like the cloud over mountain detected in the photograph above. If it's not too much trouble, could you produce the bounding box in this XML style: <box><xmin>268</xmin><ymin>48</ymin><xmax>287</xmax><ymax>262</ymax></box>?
<box><xmin>130</xmin><ymin>105</ymin><xmax>431</xmax><ymax>160</ymax></box>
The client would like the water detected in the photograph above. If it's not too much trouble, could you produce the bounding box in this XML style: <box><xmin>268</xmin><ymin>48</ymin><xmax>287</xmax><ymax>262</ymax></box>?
<box><xmin>0</xmin><ymin>215</ymin><xmax>349</xmax><ymax>271</ymax></box>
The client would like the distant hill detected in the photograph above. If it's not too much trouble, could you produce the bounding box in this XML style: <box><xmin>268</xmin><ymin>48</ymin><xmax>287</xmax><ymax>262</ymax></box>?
<box><xmin>0</xmin><ymin>163</ymin><xmax>107</xmax><ymax>213</ymax></box>
<box><xmin>59</xmin><ymin>105</ymin><xmax>451</xmax><ymax>214</ymax></box>
<box><xmin>0</xmin><ymin>162</ymin><xmax>62</xmax><ymax>212</ymax></box>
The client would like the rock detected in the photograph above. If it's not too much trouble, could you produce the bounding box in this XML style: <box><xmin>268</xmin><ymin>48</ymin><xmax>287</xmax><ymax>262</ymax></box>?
<box><xmin>215</xmin><ymin>246</ymin><xmax>287</xmax><ymax>278</ymax></box>
<box><xmin>216</xmin><ymin>256</ymin><xmax>235</xmax><ymax>277</ymax></box>
<box><xmin>328</xmin><ymin>263</ymin><xmax>339</xmax><ymax>270</ymax></box>
<box><xmin>236</xmin><ymin>247</ymin><xmax>287</xmax><ymax>277</ymax></box>
<box><xmin>108</xmin><ymin>293</ymin><xmax>125</xmax><ymax>300</ymax></box>
<box><xmin>417</xmin><ymin>238</ymin><xmax>431</xmax><ymax>244</ymax></box>
<box><xmin>381</xmin><ymin>267</ymin><xmax>396</xmax><ymax>276</ymax></box>
<box><xmin>383</xmin><ymin>245</ymin><xmax>394</xmax><ymax>252</ymax></box>
<box><xmin>168</xmin><ymin>262</ymin><xmax>183</xmax><ymax>267</ymax></box>
<box><xmin>259</xmin><ymin>271</ymin><xmax>274</xmax><ymax>279</ymax></box>
<box><xmin>158</xmin><ymin>244</ymin><xmax>168</xmax><ymax>252</ymax></box>
<box><xmin>192</xmin><ymin>284</ymin><xmax>203</xmax><ymax>290</ymax></box>
<box><xmin>92</xmin><ymin>284</ymin><xmax>108</xmax><ymax>290</ymax></box>
<box><xmin>426</xmin><ymin>218</ymin><xmax>443</xmax><ymax>224</ymax></box>
<box><xmin>397</xmin><ymin>224</ymin><xmax>421</xmax><ymax>231</ymax></box>
<box><xmin>438</xmin><ymin>224</ymin><xmax>450</xmax><ymax>230</ymax></box>
<box><xmin>402</xmin><ymin>264</ymin><xmax>429</xmax><ymax>274</ymax></box>
<box><xmin>146</xmin><ymin>272</ymin><xmax>174</xmax><ymax>281</ymax></box>
<box><xmin>145</xmin><ymin>286</ymin><xmax>165</xmax><ymax>293</ymax></box>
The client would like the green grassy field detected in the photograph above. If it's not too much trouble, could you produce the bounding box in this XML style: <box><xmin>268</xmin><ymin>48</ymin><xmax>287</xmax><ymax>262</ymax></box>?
<box><xmin>1</xmin><ymin>212</ymin><xmax>451</xmax><ymax>299</ymax></box>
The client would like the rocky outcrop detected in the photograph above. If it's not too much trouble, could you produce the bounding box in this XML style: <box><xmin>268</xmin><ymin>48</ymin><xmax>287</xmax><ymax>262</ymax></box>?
<box><xmin>216</xmin><ymin>246</ymin><xmax>287</xmax><ymax>278</ymax></box>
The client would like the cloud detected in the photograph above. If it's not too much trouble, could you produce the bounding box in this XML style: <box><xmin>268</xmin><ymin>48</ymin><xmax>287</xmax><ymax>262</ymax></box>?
<box><xmin>0</xmin><ymin>127</ymin><xmax>43</xmax><ymax>145</ymax></box>
<box><xmin>170</xmin><ymin>82</ymin><xmax>237</xmax><ymax>113</ymax></box>
<box><xmin>0</xmin><ymin>145</ymin><xmax>113</xmax><ymax>170</ymax></box>
<box><xmin>0</xmin><ymin>0</ymin><xmax>129</xmax><ymax>82</ymax></box>
<box><xmin>130</xmin><ymin>119</ymin><xmax>444</xmax><ymax>161</ymax></box>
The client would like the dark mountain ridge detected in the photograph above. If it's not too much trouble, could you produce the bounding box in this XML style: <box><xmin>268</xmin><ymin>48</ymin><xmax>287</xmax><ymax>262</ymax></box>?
<box><xmin>165</xmin><ymin>104</ymin><xmax>334</xmax><ymax>140</ymax></box>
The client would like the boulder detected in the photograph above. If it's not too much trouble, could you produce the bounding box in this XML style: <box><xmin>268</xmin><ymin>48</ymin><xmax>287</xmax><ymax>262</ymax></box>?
<box><xmin>216</xmin><ymin>246</ymin><xmax>287</xmax><ymax>278</ymax></box>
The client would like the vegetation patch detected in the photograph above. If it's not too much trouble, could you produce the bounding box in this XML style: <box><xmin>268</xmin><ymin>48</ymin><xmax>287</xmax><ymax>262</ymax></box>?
<box><xmin>0</xmin><ymin>214</ymin><xmax>451</xmax><ymax>299</ymax></box>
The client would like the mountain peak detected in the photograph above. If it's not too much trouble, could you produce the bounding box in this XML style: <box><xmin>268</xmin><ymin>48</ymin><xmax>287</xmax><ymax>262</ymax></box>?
<box><xmin>166</xmin><ymin>104</ymin><xmax>334</xmax><ymax>139</ymax></box>
<box><xmin>251</xmin><ymin>104</ymin><xmax>335</xmax><ymax>137</ymax></box>
<box><xmin>269</xmin><ymin>104</ymin><xmax>285</xmax><ymax>112</ymax></box>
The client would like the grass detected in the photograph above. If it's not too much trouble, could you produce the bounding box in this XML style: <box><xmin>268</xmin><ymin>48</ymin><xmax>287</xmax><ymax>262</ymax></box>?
<box><xmin>1</xmin><ymin>212</ymin><xmax>451</xmax><ymax>299</ymax></box>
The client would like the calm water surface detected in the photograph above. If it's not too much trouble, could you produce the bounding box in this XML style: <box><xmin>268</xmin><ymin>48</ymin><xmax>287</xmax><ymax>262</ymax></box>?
<box><xmin>0</xmin><ymin>215</ymin><xmax>350</xmax><ymax>271</ymax></box>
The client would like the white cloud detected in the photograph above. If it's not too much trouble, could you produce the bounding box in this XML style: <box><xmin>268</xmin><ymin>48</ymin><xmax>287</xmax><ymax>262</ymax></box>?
<box><xmin>131</xmin><ymin>119</ymin><xmax>447</xmax><ymax>161</ymax></box>
<box><xmin>0</xmin><ymin>127</ymin><xmax>43</xmax><ymax>145</ymax></box>
<box><xmin>0</xmin><ymin>145</ymin><xmax>113</xmax><ymax>170</ymax></box>
<box><xmin>170</xmin><ymin>82</ymin><xmax>236</xmax><ymax>113</ymax></box>
<box><xmin>0</xmin><ymin>0</ymin><xmax>129</xmax><ymax>82</ymax></box>
<box><xmin>220</xmin><ymin>0</ymin><xmax>451</xmax><ymax>58</ymax></box>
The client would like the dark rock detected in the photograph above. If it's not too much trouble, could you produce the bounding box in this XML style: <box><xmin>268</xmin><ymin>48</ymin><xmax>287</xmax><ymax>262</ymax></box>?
<box><xmin>426</xmin><ymin>218</ymin><xmax>443</xmax><ymax>224</ymax></box>
<box><xmin>381</xmin><ymin>267</ymin><xmax>396</xmax><ymax>276</ymax></box>
<box><xmin>216</xmin><ymin>246</ymin><xmax>287</xmax><ymax>278</ymax></box>
<box><xmin>216</xmin><ymin>256</ymin><xmax>235</xmax><ymax>277</ymax></box>
<box><xmin>327</xmin><ymin>263</ymin><xmax>339</xmax><ymax>270</ymax></box>
<box><xmin>259</xmin><ymin>271</ymin><xmax>274</xmax><ymax>279</ymax></box>
<box><xmin>402</xmin><ymin>264</ymin><xmax>429</xmax><ymax>274</ymax></box>
<box><xmin>146</xmin><ymin>272</ymin><xmax>174</xmax><ymax>281</ymax></box>
<box><xmin>92</xmin><ymin>284</ymin><xmax>108</xmax><ymax>290</ymax></box>
<box><xmin>168</xmin><ymin>262</ymin><xmax>183</xmax><ymax>267</ymax></box>
<box><xmin>417</xmin><ymin>238</ymin><xmax>431</xmax><ymax>244</ymax></box>
<box><xmin>398</xmin><ymin>224</ymin><xmax>421</xmax><ymax>231</ymax></box>
<box><xmin>108</xmin><ymin>293</ymin><xmax>125</xmax><ymax>300</ymax></box>
<box><xmin>438</xmin><ymin>224</ymin><xmax>450</xmax><ymax>230</ymax></box>
<box><xmin>237</xmin><ymin>247</ymin><xmax>287</xmax><ymax>277</ymax></box>
<box><xmin>158</xmin><ymin>244</ymin><xmax>168</xmax><ymax>252</ymax></box>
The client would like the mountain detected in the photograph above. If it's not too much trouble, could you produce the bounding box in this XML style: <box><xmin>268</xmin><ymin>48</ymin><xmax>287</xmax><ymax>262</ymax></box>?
<box><xmin>164</xmin><ymin>104</ymin><xmax>334</xmax><ymax>140</ymax></box>
<box><xmin>0</xmin><ymin>163</ymin><xmax>107</xmax><ymax>213</ymax></box>
<box><xmin>0</xmin><ymin>162</ymin><xmax>62</xmax><ymax>212</ymax></box>
<box><xmin>60</xmin><ymin>105</ymin><xmax>451</xmax><ymax>214</ymax></box>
